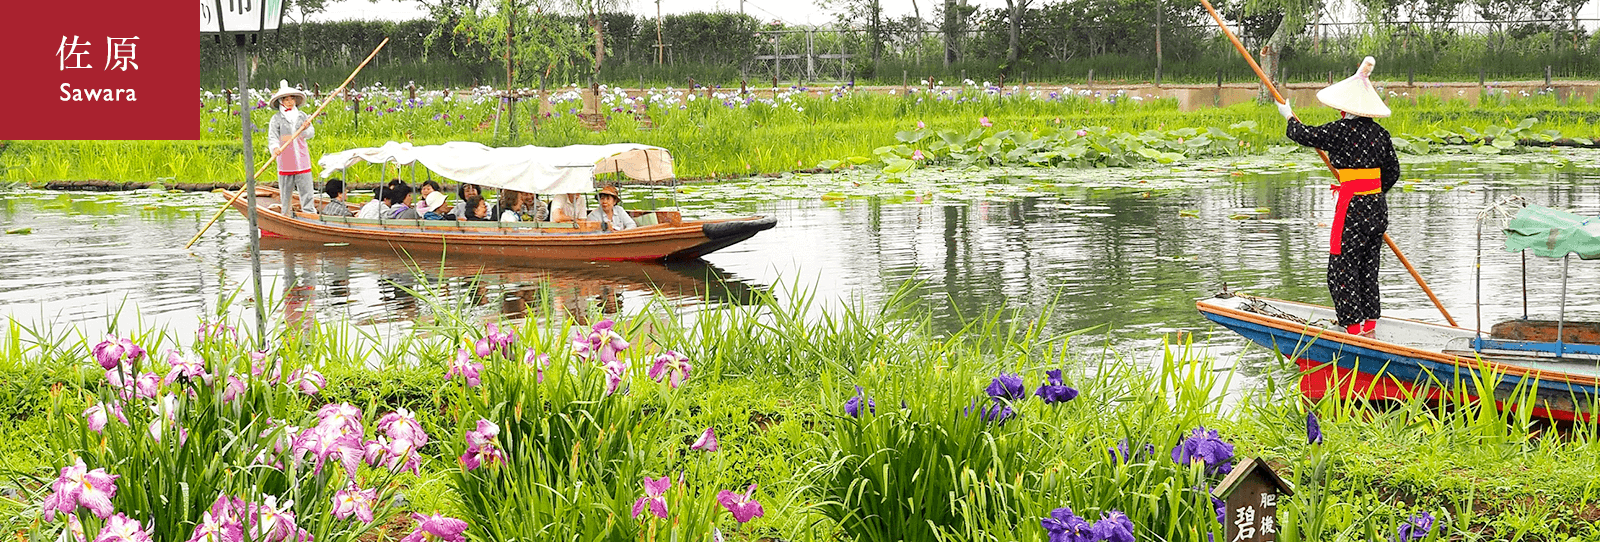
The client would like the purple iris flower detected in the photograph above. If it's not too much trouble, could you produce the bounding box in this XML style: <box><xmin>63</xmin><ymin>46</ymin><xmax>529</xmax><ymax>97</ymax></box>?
<box><xmin>1171</xmin><ymin>426</ymin><xmax>1235</xmax><ymax>475</ymax></box>
<box><xmin>986</xmin><ymin>373</ymin><xmax>1026</xmax><ymax>400</ymax></box>
<box><xmin>399</xmin><ymin>512</ymin><xmax>468</xmax><ymax>542</ymax></box>
<box><xmin>295</xmin><ymin>426</ymin><xmax>365</xmax><ymax>479</ymax></box>
<box><xmin>332</xmin><ymin>484</ymin><xmax>378</xmax><ymax>523</ymax></box>
<box><xmin>460</xmin><ymin>442</ymin><xmax>506</xmax><ymax>471</ymax></box>
<box><xmin>84</xmin><ymin>402</ymin><xmax>127</xmax><ymax>432</ymax></box>
<box><xmin>1040</xmin><ymin>506</ymin><xmax>1094</xmax><ymax>542</ymax></box>
<box><xmin>844</xmin><ymin>386</ymin><xmax>875</xmax><ymax>417</ymax></box>
<box><xmin>378</xmin><ymin>408</ymin><xmax>428</xmax><ymax>445</ymax></box>
<box><xmin>1091</xmin><ymin>511</ymin><xmax>1135</xmax><ymax>542</ymax></box>
<box><xmin>631</xmin><ymin>476</ymin><xmax>671</xmax><ymax>520</ymax></box>
<box><xmin>602</xmin><ymin>358</ymin><xmax>628</xmax><ymax>396</ymax></box>
<box><xmin>1034</xmin><ymin>369</ymin><xmax>1079</xmax><ymax>404</ymax></box>
<box><xmin>1212</xmin><ymin>495</ymin><xmax>1225</xmax><ymax>524</ymax></box>
<box><xmin>95</xmin><ymin>513</ymin><xmax>153</xmax><ymax>542</ymax></box>
<box><xmin>1109</xmin><ymin>439</ymin><xmax>1155</xmax><ymax>464</ymax></box>
<box><xmin>41</xmin><ymin>458</ymin><xmax>119</xmax><ymax>520</ymax></box>
<box><xmin>593</xmin><ymin>320</ymin><xmax>630</xmax><ymax>363</ymax></box>
<box><xmin>447</xmin><ymin>349</ymin><xmax>483</xmax><ymax>387</ymax></box>
<box><xmin>93</xmin><ymin>335</ymin><xmax>146</xmax><ymax>370</ymax></box>
<box><xmin>716</xmin><ymin>484</ymin><xmax>764</xmax><ymax>524</ymax></box>
<box><xmin>970</xmin><ymin>400</ymin><xmax>1015</xmax><ymax>425</ymax></box>
<box><xmin>473</xmin><ymin>337</ymin><xmax>494</xmax><ymax>358</ymax></box>
<box><xmin>648</xmin><ymin>351</ymin><xmax>692</xmax><ymax>388</ymax></box>
<box><xmin>690</xmin><ymin>427</ymin><xmax>718</xmax><ymax>451</ymax></box>
<box><xmin>1396</xmin><ymin>512</ymin><xmax>1435</xmax><ymax>540</ymax></box>
<box><xmin>1308</xmin><ymin>411</ymin><xmax>1324</xmax><ymax>445</ymax></box>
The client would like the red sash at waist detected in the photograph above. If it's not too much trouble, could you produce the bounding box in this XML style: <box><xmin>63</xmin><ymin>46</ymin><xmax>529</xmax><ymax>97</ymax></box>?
<box><xmin>1329</xmin><ymin>169</ymin><xmax>1382</xmax><ymax>255</ymax></box>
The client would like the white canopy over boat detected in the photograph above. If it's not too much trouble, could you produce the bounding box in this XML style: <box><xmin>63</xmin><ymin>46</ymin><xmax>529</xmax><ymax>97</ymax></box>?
<box><xmin>316</xmin><ymin>141</ymin><xmax>675</xmax><ymax>194</ymax></box>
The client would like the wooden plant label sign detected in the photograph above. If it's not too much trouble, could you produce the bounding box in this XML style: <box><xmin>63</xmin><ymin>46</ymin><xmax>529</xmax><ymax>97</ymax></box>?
<box><xmin>1211</xmin><ymin>456</ymin><xmax>1294</xmax><ymax>542</ymax></box>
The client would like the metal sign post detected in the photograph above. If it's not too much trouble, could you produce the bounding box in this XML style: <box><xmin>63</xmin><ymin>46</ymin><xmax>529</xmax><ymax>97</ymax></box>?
<box><xmin>203</xmin><ymin>0</ymin><xmax>287</xmax><ymax>350</ymax></box>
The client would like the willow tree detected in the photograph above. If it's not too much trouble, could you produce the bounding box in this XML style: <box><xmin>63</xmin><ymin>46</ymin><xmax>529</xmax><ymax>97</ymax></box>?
<box><xmin>454</xmin><ymin>0</ymin><xmax>588</xmax><ymax>88</ymax></box>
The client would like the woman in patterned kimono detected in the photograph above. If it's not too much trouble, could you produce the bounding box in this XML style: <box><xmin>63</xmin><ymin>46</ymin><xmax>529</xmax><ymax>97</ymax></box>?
<box><xmin>1275</xmin><ymin>56</ymin><xmax>1399</xmax><ymax>338</ymax></box>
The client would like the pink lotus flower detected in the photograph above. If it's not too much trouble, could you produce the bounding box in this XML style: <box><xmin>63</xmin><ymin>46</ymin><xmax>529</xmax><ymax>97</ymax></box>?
<box><xmin>221</xmin><ymin>376</ymin><xmax>247</xmax><ymax>402</ymax></box>
<box><xmin>399</xmin><ymin>512</ymin><xmax>469</xmax><ymax>542</ymax></box>
<box><xmin>631</xmin><ymin>476</ymin><xmax>671</xmax><ymax>520</ymax></box>
<box><xmin>94</xmin><ymin>514</ymin><xmax>152</xmax><ymax>542</ymax></box>
<box><xmin>979</xmin><ymin>116</ymin><xmax>992</xmax><ymax>127</ymax></box>
<box><xmin>41</xmin><ymin>458</ymin><xmax>119</xmax><ymax>520</ymax></box>
<box><xmin>447</xmin><ymin>349</ymin><xmax>483</xmax><ymax>387</ymax></box>
<box><xmin>690</xmin><ymin>427</ymin><xmax>719</xmax><ymax>451</ymax></box>
<box><xmin>647</xmin><ymin>351</ymin><xmax>692</xmax><ymax>388</ymax></box>
<box><xmin>716</xmin><ymin>484</ymin><xmax>765</xmax><ymax>524</ymax></box>
<box><xmin>916</xmin><ymin>121</ymin><xmax>926</xmax><ymax>129</ymax></box>
<box><xmin>332</xmin><ymin>484</ymin><xmax>377</xmax><ymax>523</ymax></box>
<box><xmin>84</xmin><ymin>402</ymin><xmax>126</xmax><ymax>433</ymax></box>
<box><xmin>287</xmin><ymin>369</ymin><xmax>325</xmax><ymax>395</ymax></box>
<box><xmin>93</xmin><ymin>335</ymin><xmax>146</xmax><ymax>370</ymax></box>
<box><xmin>912</xmin><ymin>149</ymin><xmax>926</xmax><ymax>161</ymax></box>
<box><xmin>378</xmin><ymin>408</ymin><xmax>428</xmax><ymax>445</ymax></box>
<box><xmin>1075</xmin><ymin>129</ymin><xmax>1088</xmax><ymax>137</ymax></box>
<box><xmin>523</xmin><ymin>349</ymin><xmax>550</xmax><ymax>383</ymax></box>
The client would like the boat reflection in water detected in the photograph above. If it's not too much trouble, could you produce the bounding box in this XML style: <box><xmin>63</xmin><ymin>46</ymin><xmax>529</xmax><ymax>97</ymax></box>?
<box><xmin>263</xmin><ymin>237</ymin><xmax>769</xmax><ymax>330</ymax></box>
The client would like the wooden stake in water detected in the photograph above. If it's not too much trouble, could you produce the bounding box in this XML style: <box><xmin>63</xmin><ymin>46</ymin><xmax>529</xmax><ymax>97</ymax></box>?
<box><xmin>186</xmin><ymin>37</ymin><xmax>392</xmax><ymax>250</ymax></box>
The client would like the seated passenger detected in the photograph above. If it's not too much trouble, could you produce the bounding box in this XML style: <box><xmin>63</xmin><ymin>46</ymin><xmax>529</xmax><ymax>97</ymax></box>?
<box><xmin>460</xmin><ymin>196</ymin><xmax>491</xmax><ymax>221</ymax></box>
<box><xmin>357</xmin><ymin>179</ymin><xmax>403</xmax><ymax>219</ymax></box>
<box><xmin>320</xmin><ymin>179</ymin><xmax>354</xmax><ymax>217</ymax></box>
<box><xmin>417</xmin><ymin>192</ymin><xmax>449</xmax><ymax>220</ymax></box>
<box><xmin>419</xmin><ymin>180</ymin><xmax>449</xmax><ymax>215</ymax></box>
<box><xmin>499</xmin><ymin>190</ymin><xmax>547</xmax><ymax>222</ymax></box>
<box><xmin>451</xmin><ymin>183</ymin><xmax>482</xmax><ymax>219</ymax></box>
<box><xmin>385</xmin><ymin>185</ymin><xmax>421</xmax><ymax>219</ymax></box>
<box><xmin>550</xmin><ymin>193</ymin><xmax>587</xmax><ymax>222</ymax></box>
<box><xmin>586</xmin><ymin>186</ymin><xmax>636</xmax><ymax>231</ymax></box>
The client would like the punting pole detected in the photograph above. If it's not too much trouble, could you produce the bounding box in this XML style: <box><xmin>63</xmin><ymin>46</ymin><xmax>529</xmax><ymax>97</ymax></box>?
<box><xmin>186</xmin><ymin>37</ymin><xmax>392</xmax><ymax>250</ymax></box>
<box><xmin>1198</xmin><ymin>0</ymin><xmax>1458</xmax><ymax>327</ymax></box>
<box><xmin>1558</xmin><ymin>254</ymin><xmax>1569</xmax><ymax>357</ymax></box>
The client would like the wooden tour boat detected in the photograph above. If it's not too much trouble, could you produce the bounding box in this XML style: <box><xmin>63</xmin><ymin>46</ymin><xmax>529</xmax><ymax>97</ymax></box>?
<box><xmin>229</xmin><ymin>142</ymin><xmax>776</xmax><ymax>262</ymax></box>
<box><xmin>1198</xmin><ymin>198</ymin><xmax>1600</xmax><ymax>421</ymax></box>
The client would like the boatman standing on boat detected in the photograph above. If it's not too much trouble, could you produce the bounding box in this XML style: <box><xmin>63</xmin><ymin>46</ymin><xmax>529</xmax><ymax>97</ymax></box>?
<box><xmin>267</xmin><ymin>80</ymin><xmax>317</xmax><ymax>216</ymax></box>
<box><xmin>1275</xmin><ymin>56</ymin><xmax>1399</xmax><ymax>338</ymax></box>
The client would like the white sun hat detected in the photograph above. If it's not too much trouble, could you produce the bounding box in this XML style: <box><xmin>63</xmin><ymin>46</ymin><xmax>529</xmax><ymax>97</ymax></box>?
<box><xmin>268</xmin><ymin>80</ymin><xmax>307</xmax><ymax>109</ymax></box>
<box><xmin>417</xmin><ymin>191</ymin><xmax>448</xmax><ymax>214</ymax></box>
<box><xmin>1316</xmin><ymin>56</ymin><xmax>1390</xmax><ymax>118</ymax></box>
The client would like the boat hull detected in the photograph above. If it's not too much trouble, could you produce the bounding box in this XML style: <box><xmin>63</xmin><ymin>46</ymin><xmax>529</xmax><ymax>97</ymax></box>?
<box><xmin>1197</xmin><ymin>295</ymin><xmax>1600</xmax><ymax>421</ymax></box>
<box><xmin>225</xmin><ymin>188</ymin><xmax>774</xmax><ymax>262</ymax></box>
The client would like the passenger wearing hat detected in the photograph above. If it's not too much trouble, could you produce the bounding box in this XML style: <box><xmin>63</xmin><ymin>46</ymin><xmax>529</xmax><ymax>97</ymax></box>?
<box><xmin>586</xmin><ymin>185</ymin><xmax>636</xmax><ymax>231</ymax></box>
<box><xmin>417</xmin><ymin>191</ymin><xmax>450</xmax><ymax>221</ymax></box>
<box><xmin>1276</xmin><ymin>56</ymin><xmax>1400</xmax><ymax>338</ymax></box>
<box><xmin>267</xmin><ymin>80</ymin><xmax>317</xmax><ymax>216</ymax></box>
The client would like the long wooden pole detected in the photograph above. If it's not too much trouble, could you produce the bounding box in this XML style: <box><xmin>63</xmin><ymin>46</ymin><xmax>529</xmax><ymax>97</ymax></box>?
<box><xmin>186</xmin><ymin>37</ymin><xmax>391</xmax><ymax>249</ymax></box>
<box><xmin>1198</xmin><ymin>0</ymin><xmax>1458</xmax><ymax>327</ymax></box>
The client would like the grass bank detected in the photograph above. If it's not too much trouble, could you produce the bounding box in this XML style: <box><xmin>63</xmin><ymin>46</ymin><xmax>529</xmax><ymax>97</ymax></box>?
<box><xmin>2</xmin><ymin>85</ymin><xmax>1597</xmax><ymax>187</ymax></box>
<box><xmin>3</xmin><ymin>279</ymin><xmax>1600</xmax><ymax>541</ymax></box>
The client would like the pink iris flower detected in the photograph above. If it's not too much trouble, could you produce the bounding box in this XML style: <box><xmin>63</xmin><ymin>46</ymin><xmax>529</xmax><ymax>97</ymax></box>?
<box><xmin>690</xmin><ymin>427</ymin><xmax>719</xmax><ymax>452</ymax></box>
<box><xmin>61</xmin><ymin>514</ymin><xmax>87</xmax><ymax>542</ymax></box>
<box><xmin>84</xmin><ymin>402</ymin><xmax>127</xmax><ymax>433</ymax></box>
<box><xmin>294</xmin><ymin>426</ymin><xmax>364</xmax><ymax>479</ymax></box>
<box><xmin>41</xmin><ymin>458</ymin><xmax>119</xmax><ymax>520</ymax></box>
<box><xmin>630</xmin><ymin>476</ymin><xmax>671</xmax><ymax>520</ymax></box>
<box><xmin>92</xmin><ymin>514</ymin><xmax>153</xmax><ymax>542</ymax></box>
<box><xmin>187</xmin><ymin>509</ymin><xmax>242</xmax><ymax>542</ymax></box>
<box><xmin>377</xmin><ymin>408</ymin><xmax>428</xmax><ymax>445</ymax></box>
<box><xmin>979</xmin><ymin>116</ymin><xmax>992</xmax><ymax>127</ymax></box>
<box><xmin>134</xmin><ymin>372</ymin><xmax>160</xmax><ymax>398</ymax></box>
<box><xmin>485</xmin><ymin>323</ymin><xmax>515</xmax><ymax>350</ymax></box>
<box><xmin>447</xmin><ymin>349</ymin><xmax>483</xmax><ymax>387</ymax></box>
<box><xmin>912</xmin><ymin>149</ymin><xmax>926</xmax><ymax>161</ymax></box>
<box><xmin>315</xmin><ymin>403</ymin><xmax>365</xmax><ymax>436</ymax></box>
<box><xmin>251</xmin><ymin>352</ymin><xmax>283</xmax><ymax>385</ymax></box>
<box><xmin>221</xmin><ymin>376</ymin><xmax>247</xmax><ymax>403</ymax></box>
<box><xmin>716</xmin><ymin>484</ymin><xmax>765</xmax><ymax>524</ymax></box>
<box><xmin>602</xmin><ymin>358</ymin><xmax>628</xmax><ymax>396</ymax></box>
<box><xmin>163</xmin><ymin>351</ymin><xmax>211</xmax><ymax>386</ymax></box>
<box><xmin>465</xmin><ymin>419</ymin><xmax>498</xmax><ymax>447</ymax></box>
<box><xmin>523</xmin><ymin>349</ymin><xmax>550</xmax><ymax>383</ymax></box>
<box><xmin>647</xmin><ymin>351</ymin><xmax>692</xmax><ymax>388</ymax></box>
<box><xmin>399</xmin><ymin>512</ymin><xmax>469</xmax><ymax>542</ymax></box>
<box><xmin>93</xmin><ymin>335</ymin><xmax>146</xmax><ymax>371</ymax></box>
<box><xmin>332</xmin><ymin>484</ymin><xmax>378</xmax><ymax>523</ymax></box>
<box><xmin>246</xmin><ymin>496</ymin><xmax>298</xmax><ymax>542</ymax></box>
<box><xmin>287</xmin><ymin>369</ymin><xmax>326</xmax><ymax>395</ymax></box>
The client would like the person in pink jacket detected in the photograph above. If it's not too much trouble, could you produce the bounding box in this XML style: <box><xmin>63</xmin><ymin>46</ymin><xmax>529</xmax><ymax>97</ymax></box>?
<box><xmin>267</xmin><ymin>81</ymin><xmax>317</xmax><ymax>215</ymax></box>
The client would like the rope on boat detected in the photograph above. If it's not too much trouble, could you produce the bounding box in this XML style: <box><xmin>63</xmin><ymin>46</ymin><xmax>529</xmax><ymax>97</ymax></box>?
<box><xmin>1217</xmin><ymin>290</ymin><xmax>1339</xmax><ymax>329</ymax></box>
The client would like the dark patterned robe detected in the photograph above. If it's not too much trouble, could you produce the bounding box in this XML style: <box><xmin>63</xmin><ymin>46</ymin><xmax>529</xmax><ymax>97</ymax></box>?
<box><xmin>1287</xmin><ymin>116</ymin><xmax>1401</xmax><ymax>327</ymax></box>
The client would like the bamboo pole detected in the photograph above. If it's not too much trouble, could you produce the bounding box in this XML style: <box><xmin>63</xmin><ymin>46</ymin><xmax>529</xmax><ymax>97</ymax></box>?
<box><xmin>186</xmin><ymin>37</ymin><xmax>391</xmax><ymax>249</ymax></box>
<box><xmin>1198</xmin><ymin>0</ymin><xmax>1457</xmax><ymax>327</ymax></box>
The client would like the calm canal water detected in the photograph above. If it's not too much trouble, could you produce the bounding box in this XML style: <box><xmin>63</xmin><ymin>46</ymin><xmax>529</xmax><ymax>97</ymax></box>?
<box><xmin>3</xmin><ymin>151</ymin><xmax>1599</xmax><ymax>381</ymax></box>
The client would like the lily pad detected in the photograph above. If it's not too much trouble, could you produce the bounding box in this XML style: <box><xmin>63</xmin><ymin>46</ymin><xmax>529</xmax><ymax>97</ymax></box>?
<box><xmin>5</xmin><ymin>227</ymin><xmax>32</xmax><ymax>234</ymax></box>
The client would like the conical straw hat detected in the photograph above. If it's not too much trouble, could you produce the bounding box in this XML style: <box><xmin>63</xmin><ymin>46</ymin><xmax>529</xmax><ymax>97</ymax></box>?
<box><xmin>1316</xmin><ymin>56</ymin><xmax>1390</xmax><ymax>118</ymax></box>
<box><xmin>268</xmin><ymin>80</ymin><xmax>307</xmax><ymax>109</ymax></box>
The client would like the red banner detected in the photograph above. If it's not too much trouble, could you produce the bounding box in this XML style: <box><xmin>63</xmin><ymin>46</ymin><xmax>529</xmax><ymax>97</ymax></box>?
<box><xmin>0</xmin><ymin>0</ymin><xmax>199</xmax><ymax>140</ymax></box>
